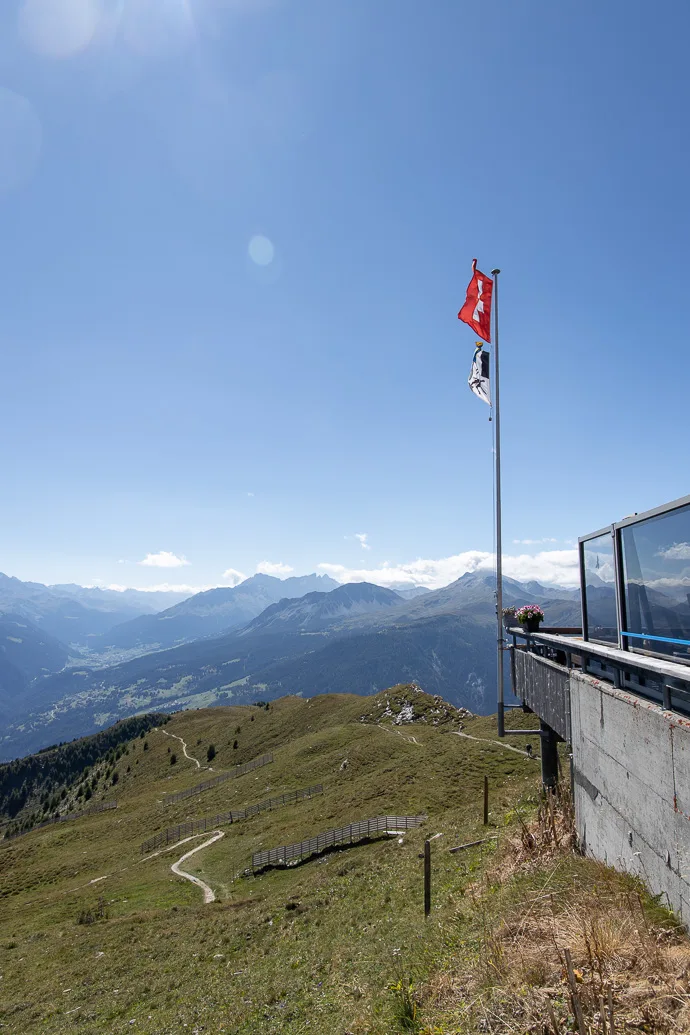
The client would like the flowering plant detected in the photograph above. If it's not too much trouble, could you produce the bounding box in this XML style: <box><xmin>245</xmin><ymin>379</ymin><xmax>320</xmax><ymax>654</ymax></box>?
<box><xmin>516</xmin><ymin>604</ymin><xmax>545</xmax><ymax>625</ymax></box>
<box><xmin>502</xmin><ymin>606</ymin><xmax>517</xmax><ymax>618</ymax></box>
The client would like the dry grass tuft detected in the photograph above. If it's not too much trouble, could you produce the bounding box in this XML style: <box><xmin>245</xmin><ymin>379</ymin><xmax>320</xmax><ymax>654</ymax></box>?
<box><xmin>420</xmin><ymin>786</ymin><xmax>690</xmax><ymax>1034</ymax></box>
<box><xmin>489</xmin><ymin>781</ymin><xmax>578</xmax><ymax>883</ymax></box>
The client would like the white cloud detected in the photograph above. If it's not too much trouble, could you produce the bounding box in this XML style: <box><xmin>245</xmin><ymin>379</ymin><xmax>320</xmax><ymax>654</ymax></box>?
<box><xmin>512</xmin><ymin>538</ymin><xmax>559</xmax><ymax>545</ymax></box>
<box><xmin>256</xmin><ymin>560</ymin><xmax>294</xmax><ymax>576</ymax></box>
<box><xmin>318</xmin><ymin>548</ymin><xmax>580</xmax><ymax>591</ymax></box>
<box><xmin>657</xmin><ymin>543</ymin><xmax>690</xmax><ymax>562</ymax></box>
<box><xmin>355</xmin><ymin>533</ymin><xmax>371</xmax><ymax>551</ymax></box>
<box><xmin>137</xmin><ymin>551</ymin><xmax>190</xmax><ymax>569</ymax></box>
<box><xmin>630</xmin><ymin>576</ymin><xmax>690</xmax><ymax>589</ymax></box>
<box><xmin>222</xmin><ymin>567</ymin><xmax>246</xmax><ymax>587</ymax></box>
<box><xmin>247</xmin><ymin>492</ymin><xmax>255</xmax><ymax>497</ymax></box>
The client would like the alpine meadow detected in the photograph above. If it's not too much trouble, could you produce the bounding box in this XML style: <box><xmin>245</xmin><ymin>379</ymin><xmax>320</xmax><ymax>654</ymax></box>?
<box><xmin>4</xmin><ymin>1</ymin><xmax>690</xmax><ymax>1033</ymax></box>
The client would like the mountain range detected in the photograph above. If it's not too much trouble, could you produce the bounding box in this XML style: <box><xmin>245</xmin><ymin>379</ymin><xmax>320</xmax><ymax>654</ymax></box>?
<box><xmin>0</xmin><ymin>574</ymin><xmax>190</xmax><ymax>647</ymax></box>
<box><xmin>0</xmin><ymin>572</ymin><xmax>582</xmax><ymax>760</ymax></box>
<box><xmin>91</xmin><ymin>573</ymin><xmax>341</xmax><ymax>650</ymax></box>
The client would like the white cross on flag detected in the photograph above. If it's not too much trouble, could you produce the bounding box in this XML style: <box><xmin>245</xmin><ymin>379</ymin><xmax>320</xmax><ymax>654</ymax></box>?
<box><xmin>458</xmin><ymin>259</ymin><xmax>493</xmax><ymax>342</ymax></box>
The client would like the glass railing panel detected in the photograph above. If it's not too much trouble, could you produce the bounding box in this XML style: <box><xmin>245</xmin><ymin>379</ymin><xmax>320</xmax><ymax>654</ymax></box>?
<box><xmin>621</xmin><ymin>503</ymin><xmax>690</xmax><ymax>663</ymax></box>
<box><xmin>582</xmin><ymin>531</ymin><xmax>618</xmax><ymax>643</ymax></box>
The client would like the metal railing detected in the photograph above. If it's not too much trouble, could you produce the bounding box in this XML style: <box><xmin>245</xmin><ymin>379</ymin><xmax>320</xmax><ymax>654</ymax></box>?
<box><xmin>510</xmin><ymin>625</ymin><xmax>690</xmax><ymax>719</ymax></box>
<box><xmin>512</xmin><ymin>647</ymin><xmax>571</xmax><ymax>741</ymax></box>
<box><xmin>141</xmin><ymin>784</ymin><xmax>322</xmax><ymax>854</ymax></box>
<box><xmin>162</xmin><ymin>753</ymin><xmax>273</xmax><ymax>805</ymax></box>
<box><xmin>251</xmin><ymin>814</ymin><xmax>427</xmax><ymax>870</ymax></box>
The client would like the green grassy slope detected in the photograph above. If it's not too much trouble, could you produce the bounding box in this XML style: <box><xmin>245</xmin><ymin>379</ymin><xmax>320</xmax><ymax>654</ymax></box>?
<box><xmin>1</xmin><ymin>687</ymin><xmax>683</xmax><ymax>1035</ymax></box>
<box><xmin>0</xmin><ymin>688</ymin><xmax>536</xmax><ymax>1032</ymax></box>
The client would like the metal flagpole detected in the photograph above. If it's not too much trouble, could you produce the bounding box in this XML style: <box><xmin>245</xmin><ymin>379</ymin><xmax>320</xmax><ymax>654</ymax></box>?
<box><xmin>491</xmin><ymin>268</ymin><xmax>504</xmax><ymax>737</ymax></box>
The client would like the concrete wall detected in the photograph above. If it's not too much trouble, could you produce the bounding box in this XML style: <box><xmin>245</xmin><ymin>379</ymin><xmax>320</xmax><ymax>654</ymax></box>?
<box><xmin>570</xmin><ymin>670</ymin><xmax>690</xmax><ymax>921</ymax></box>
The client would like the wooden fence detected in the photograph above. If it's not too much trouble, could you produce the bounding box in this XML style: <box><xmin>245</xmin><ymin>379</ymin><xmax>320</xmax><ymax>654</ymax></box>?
<box><xmin>2</xmin><ymin>800</ymin><xmax>117</xmax><ymax>844</ymax></box>
<box><xmin>251</xmin><ymin>813</ymin><xmax>427</xmax><ymax>870</ymax></box>
<box><xmin>162</xmin><ymin>753</ymin><xmax>273</xmax><ymax>806</ymax></box>
<box><xmin>141</xmin><ymin>784</ymin><xmax>323</xmax><ymax>854</ymax></box>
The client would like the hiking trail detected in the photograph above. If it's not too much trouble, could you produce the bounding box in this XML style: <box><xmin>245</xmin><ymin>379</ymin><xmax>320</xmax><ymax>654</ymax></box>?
<box><xmin>160</xmin><ymin>728</ymin><xmax>202</xmax><ymax>768</ymax></box>
<box><xmin>451</xmin><ymin>730</ymin><xmax>539</xmax><ymax>759</ymax></box>
<box><xmin>171</xmin><ymin>830</ymin><xmax>225</xmax><ymax>904</ymax></box>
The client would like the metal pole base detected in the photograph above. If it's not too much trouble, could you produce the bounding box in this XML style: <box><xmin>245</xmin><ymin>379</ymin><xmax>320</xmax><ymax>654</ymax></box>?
<box><xmin>540</xmin><ymin>719</ymin><xmax>559</xmax><ymax>791</ymax></box>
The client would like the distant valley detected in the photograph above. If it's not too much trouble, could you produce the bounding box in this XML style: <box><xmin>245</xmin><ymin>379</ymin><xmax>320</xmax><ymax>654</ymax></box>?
<box><xmin>0</xmin><ymin>572</ymin><xmax>582</xmax><ymax>760</ymax></box>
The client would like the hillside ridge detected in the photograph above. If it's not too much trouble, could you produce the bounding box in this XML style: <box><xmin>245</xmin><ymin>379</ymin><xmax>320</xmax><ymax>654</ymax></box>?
<box><xmin>1</xmin><ymin>689</ymin><xmax>680</xmax><ymax>1035</ymax></box>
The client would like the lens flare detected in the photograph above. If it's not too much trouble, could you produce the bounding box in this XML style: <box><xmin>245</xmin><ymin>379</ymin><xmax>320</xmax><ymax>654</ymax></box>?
<box><xmin>18</xmin><ymin>0</ymin><xmax>102</xmax><ymax>59</ymax></box>
<box><xmin>248</xmin><ymin>235</ymin><xmax>275</xmax><ymax>266</ymax></box>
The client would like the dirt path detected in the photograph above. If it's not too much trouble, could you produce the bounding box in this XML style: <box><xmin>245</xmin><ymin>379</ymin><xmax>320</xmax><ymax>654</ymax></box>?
<box><xmin>171</xmin><ymin>830</ymin><xmax>224</xmax><ymax>904</ymax></box>
<box><xmin>160</xmin><ymin>728</ymin><xmax>202</xmax><ymax>769</ymax></box>
<box><xmin>63</xmin><ymin>831</ymin><xmax>225</xmax><ymax>898</ymax></box>
<box><xmin>363</xmin><ymin>722</ymin><xmax>421</xmax><ymax>745</ymax></box>
<box><xmin>451</xmin><ymin>730</ymin><xmax>539</xmax><ymax>760</ymax></box>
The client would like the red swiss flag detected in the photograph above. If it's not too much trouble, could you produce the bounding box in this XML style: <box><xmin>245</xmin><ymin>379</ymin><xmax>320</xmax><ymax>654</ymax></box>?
<box><xmin>458</xmin><ymin>259</ymin><xmax>493</xmax><ymax>343</ymax></box>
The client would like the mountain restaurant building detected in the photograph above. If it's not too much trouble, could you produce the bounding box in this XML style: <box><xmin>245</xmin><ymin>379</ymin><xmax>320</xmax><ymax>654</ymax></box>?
<box><xmin>510</xmin><ymin>493</ymin><xmax>690</xmax><ymax>921</ymax></box>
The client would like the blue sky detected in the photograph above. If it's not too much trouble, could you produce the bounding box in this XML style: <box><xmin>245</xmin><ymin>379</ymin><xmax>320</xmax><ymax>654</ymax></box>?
<box><xmin>0</xmin><ymin>0</ymin><xmax>688</xmax><ymax>594</ymax></box>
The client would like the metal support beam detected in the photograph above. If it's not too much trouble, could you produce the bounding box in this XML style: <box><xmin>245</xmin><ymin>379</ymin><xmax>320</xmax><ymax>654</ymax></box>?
<box><xmin>540</xmin><ymin>719</ymin><xmax>559</xmax><ymax>791</ymax></box>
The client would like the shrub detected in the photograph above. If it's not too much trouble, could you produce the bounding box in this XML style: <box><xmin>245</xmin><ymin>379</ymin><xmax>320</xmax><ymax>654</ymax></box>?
<box><xmin>111</xmin><ymin>772</ymin><xmax>119</xmax><ymax>785</ymax></box>
<box><xmin>233</xmin><ymin>740</ymin><xmax>238</xmax><ymax>750</ymax></box>
<box><xmin>143</xmin><ymin>741</ymin><xmax>149</xmax><ymax>751</ymax></box>
<box><xmin>170</xmin><ymin>754</ymin><xmax>177</xmax><ymax>766</ymax></box>
<box><xmin>207</xmin><ymin>744</ymin><xmax>216</xmax><ymax>763</ymax></box>
<box><xmin>76</xmin><ymin>896</ymin><xmax>108</xmax><ymax>925</ymax></box>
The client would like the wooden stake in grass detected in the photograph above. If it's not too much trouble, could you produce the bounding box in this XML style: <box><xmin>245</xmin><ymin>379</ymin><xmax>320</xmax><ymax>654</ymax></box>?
<box><xmin>544</xmin><ymin>996</ymin><xmax>560</xmax><ymax>1035</ymax></box>
<box><xmin>424</xmin><ymin>839</ymin><xmax>431</xmax><ymax>917</ymax></box>
<box><xmin>564</xmin><ymin>948</ymin><xmax>587</xmax><ymax>1035</ymax></box>
<box><xmin>483</xmin><ymin>775</ymin><xmax>489</xmax><ymax>826</ymax></box>
<box><xmin>448</xmin><ymin>836</ymin><xmax>497</xmax><ymax>854</ymax></box>
<box><xmin>607</xmin><ymin>987</ymin><xmax>615</xmax><ymax>1035</ymax></box>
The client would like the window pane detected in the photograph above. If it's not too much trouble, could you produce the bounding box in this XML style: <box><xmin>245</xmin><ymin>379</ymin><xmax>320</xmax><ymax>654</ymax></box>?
<box><xmin>621</xmin><ymin>503</ymin><xmax>690</xmax><ymax>662</ymax></box>
<box><xmin>583</xmin><ymin>532</ymin><xmax>617</xmax><ymax>643</ymax></box>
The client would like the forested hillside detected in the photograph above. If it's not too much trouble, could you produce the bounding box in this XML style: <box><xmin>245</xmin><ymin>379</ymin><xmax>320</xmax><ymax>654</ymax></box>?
<box><xmin>0</xmin><ymin>712</ymin><xmax>167</xmax><ymax>832</ymax></box>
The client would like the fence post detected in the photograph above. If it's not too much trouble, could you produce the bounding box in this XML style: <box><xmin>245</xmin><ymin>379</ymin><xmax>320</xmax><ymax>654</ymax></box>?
<box><xmin>483</xmin><ymin>776</ymin><xmax>489</xmax><ymax>826</ymax></box>
<box><xmin>424</xmin><ymin>839</ymin><xmax>431</xmax><ymax>917</ymax></box>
